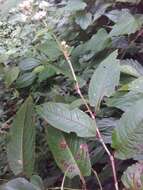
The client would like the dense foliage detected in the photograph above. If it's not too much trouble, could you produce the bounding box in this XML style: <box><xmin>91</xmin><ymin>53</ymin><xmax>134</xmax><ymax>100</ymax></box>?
<box><xmin>0</xmin><ymin>0</ymin><xmax>143</xmax><ymax>189</ymax></box>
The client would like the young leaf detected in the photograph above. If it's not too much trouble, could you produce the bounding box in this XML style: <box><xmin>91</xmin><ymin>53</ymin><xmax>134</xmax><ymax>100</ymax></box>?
<box><xmin>112</xmin><ymin>99</ymin><xmax>143</xmax><ymax>159</ymax></box>
<box><xmin>7</xmin><ymin>96</ymin><xmax>35</xmax><ymax>177</ymax></box>
<box><xmin>88</xmin><ymin>51</ymin><xmax>120</xmax><ymax>109</ymax></box>
<box><xmin>46</xmin><ymin>127</ymin><xmax>91</xmax><ymax>178</ymax></box>
<box><xmin>36</xmin><ymin>102</ymin><xmax>96</xmax><ymax>138</ymax></box>
<box><xmin>121</xmin><ymin>162</ymin><xmax>143</xmax><ymax>190</ymax></box>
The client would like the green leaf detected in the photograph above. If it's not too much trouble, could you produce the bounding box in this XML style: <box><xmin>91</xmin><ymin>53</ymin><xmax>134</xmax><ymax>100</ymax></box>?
<box><xmin>36</xmin><ymin>102</ymin><xmax>96</xmax><ymax>138</ymax></box>
<box><xmin>128</xmin><ymin>77</ymin><xmax>143</xmax><ymax>92</ymax></box>
<box><xmin>116</xmin><ymin>0</ymin><xmax>141</xmax><ymax>3</ymax></box>
<box><xmin>75</xmin><ymin>12</ymin><xmax>92</xmax><ymax>30</ymax></box>
<box><xmin>30</xmin><ymin>175</ymin><xmax>44</xmax><ymax>190</ymax></box>
<box><xmin>93</xmin><ymin>0</ymin><xmax>111</xmax><ymax>22</ymax></box>
<box><xmin>4</xmin><ymin>66</ymin><xmax>20</xmax><ymax>87</ymax></box>
<box><xmin>65</xmin><ymin>0</ymin><xmax>87</xmax><ymax>12</ymax></box>
<box><xmin>19</xmin><ymin>58</ymin><xmax>40</xmax><ymax>71</ymax></box>
<box><xmin>46</xmin><ymin>127</ymin><xmax>91</xmax><ymax>178</ymax></box>
<box><xmin>120</xmin><ymin>59</ymin><xmax>143</xmax><ymax>77</ymax></box>
<box><xmin>106</xmin><ymin>91</ymin><xmax>143</xmax><ymax>111</ymax></box>
<box><xmin>7</xmin><ymin>96</ymin><xmax>35</xmax><ymax>176</ymax></box>
<box><xmin>16</xmin><ymin>72</ymin><xmax>36</xmax><ymax>88</ymax></box>
<box><xmin>72</xmin><ymin>28</ymin><xmax>110</xmax><ymax>59</ymax></box>
<box><xmin>0</xmin><ymin>178</ymin><xmax>40</xmax><ymax>190</ymax></box>
<box><xmin>37</xmin><ymin>67</ymin><xmax>56</xmax><ymax>83</ymax></box>
<box><xmin>112</xmin><ymin>99</ymin><xmax>143</xmax><ymax>159</ymax></box>
<box><xmin>109</xmin><ymin>11</ymin><xmax>142</xmax><ymax>36</ymax></box>
<box><xmin>88</xmin><ymin>51</ymin><xmax>120</xmax><ymax>109</ymax></box>
<box><xmin>121</xmin><ymin>162</ymin><xmax>143</xmax><ymax>190</ymax></box>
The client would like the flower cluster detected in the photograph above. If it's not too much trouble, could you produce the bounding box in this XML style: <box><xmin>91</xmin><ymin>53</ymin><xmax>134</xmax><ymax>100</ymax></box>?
<box><xmin>18</xmin><ymin>0</ymin><xmax>50</xmax><ymax>22</ymax></box>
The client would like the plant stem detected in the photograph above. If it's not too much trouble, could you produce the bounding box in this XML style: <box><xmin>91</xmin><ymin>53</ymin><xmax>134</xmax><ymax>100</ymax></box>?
<box><xmin>54</xmin><ymin>37</ymin><xmax>119</xmax><ymax>190</ymax></box>
<box><xmin>92</xmin><ymin>168</ymin><xmax>103</xmax><ymax>190</ymax></box>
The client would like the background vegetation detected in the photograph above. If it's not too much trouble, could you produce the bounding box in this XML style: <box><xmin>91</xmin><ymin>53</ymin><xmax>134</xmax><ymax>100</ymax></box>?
<box><xmin>0</xmin><ymin>0</ymin><xmax>143</xmax><ymax>189</ymax></box>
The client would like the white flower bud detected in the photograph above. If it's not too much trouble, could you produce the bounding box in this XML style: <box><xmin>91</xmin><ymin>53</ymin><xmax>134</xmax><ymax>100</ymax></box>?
<box><xmin>33</xmin><ymin>11</ymin><xmax>47</xmax><ymax>21</ymax></box>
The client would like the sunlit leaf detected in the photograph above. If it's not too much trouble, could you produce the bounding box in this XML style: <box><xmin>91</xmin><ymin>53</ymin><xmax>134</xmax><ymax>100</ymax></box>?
<box><xmin>36</xmin><ymin>102</ymin><xmax>96</xmax><ymax>137</ymax></box>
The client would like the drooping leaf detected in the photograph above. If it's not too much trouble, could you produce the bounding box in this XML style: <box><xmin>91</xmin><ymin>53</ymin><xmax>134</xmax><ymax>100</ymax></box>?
<box><xmin>88</xmin><ymin>51</ymin><xmax>120</xmax><ymax>109</ymax></box>
<box><xmin>46</xmin><ymin>127</ymin><xmax>91</xmax><ymax>178</ymax></box>
<box><xmin>109</xmin><ymin>11</ymin><xmax>142</xmax><ymax>36</ymax></box>
<box><xmin>106</xmin><ymin>91</ymin><xmax>143</xmax><ymax>111</ymax></box>
<box><xmin>0</xmin><ymin>178</ymin><xmax>40</xmax><ymax>190</ymax></box>
<box><xmin>7</xmin><ymin>96</ymin><xmax>35</xmax><ymax>176</ymax></box>
<box><xmin>121</xmin><ymin>162</ymin><xmax>143</xmax><ymax>190</ymax></box>
<box><xmin>36</xmin><ymin>102</ymin><xmax>96</xmax><ymax>138</ymax></box>
<box><xmin>112</xmin><ymin>99</ymin><xmax>143</xmax><ymax>159</ymax></box>
<box><xmin>19</xmin><ymin>58</ymin><xmax>40</xmax><ymax>71</ymax></box>
<box><xmin>4</xmin><ymin>66</ymin><xmax>20</xmax><ymax>87</ymax></box>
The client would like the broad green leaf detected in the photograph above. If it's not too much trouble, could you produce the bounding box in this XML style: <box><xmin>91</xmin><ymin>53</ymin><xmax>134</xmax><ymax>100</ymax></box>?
<box><xmin>19</xmin><ymin>58</ymin><xmax>40</xmax><ymax>71</ymax></box>
<box><xmin>36</xmin><ymin>102</ymin><xmax>96</xmax><ymax>137</ymax></box>
<box><xmin>109</xmin><ymin>11</ymin><xmax>142</xmax><ymax>36</ymax></box>
<box><xmin>75</xmin><ymin>13</ymin><xmax>92</xmax><ymax>30</ymax></box>
<box><xmin>122</xmin><ymin>162</ymin><xmax>143</xmax><ymax>190</ymax></box>
<box><xmin>16</xmin><ymin>72</ymin><xmax>36</xmax><ymax>88</ymax></box>
<box><xmin>4</xmin><ymin>66</ymin><xmax>20</xmax><ymax>87</ymax></box>
<box><xmin>7</xmin><ymin>96</ymin><xmax>35</xmax><ymax>176</ymax></box>
<box><xmin>0</xmin><ymin>178</ymin><xmax>40</xmax><ymax>190</ymax></box>
<box><xmin>65</xmin><ymin>0</ymin><xmax>87</xmax><ymax>12</ymax></box>
<box><xmin>46</xmin><ymin>127</ymin><xmax>91</xmax><ymax>178</ymax></box>
<box><xmin>112</xmin><ymin>99</ymin><xmax>143</xmax><ymax>159</ymax></box>
<box><xmin>88</xmin><ymin>51</ymin><xmax>120</xmax><ymax>109</ymax></box>
<box><xmin>37</xmin><ymin>40</ymin><xmax>62</xmax><ymax>61</ymax></box>
<box><xmin>106</xmin><ymin>91</ymin><xmax>143</xmax><ymax>111</ymax></box>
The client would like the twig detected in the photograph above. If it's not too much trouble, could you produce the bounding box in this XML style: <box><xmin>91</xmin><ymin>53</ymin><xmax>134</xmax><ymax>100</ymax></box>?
<box><xmin>54</xmin><ymin>36</ymin><xmax>119</xmax><ymax>190</ymax></box>
<box><xmin>92</xmin><ymin>168</ymin><xmax>103</xmax><ymax>190</ymax></box>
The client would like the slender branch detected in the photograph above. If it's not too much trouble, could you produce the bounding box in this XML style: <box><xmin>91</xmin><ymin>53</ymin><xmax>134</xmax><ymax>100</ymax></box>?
<box><xmin>92</xmin><ymin>168</ymin><xmax>103</xmax><ymax>190</ymax></box>
<box><xmin>54</xmin><ymin>36</ymin><xmax>119</xmax><ymax>190</ymax></box>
